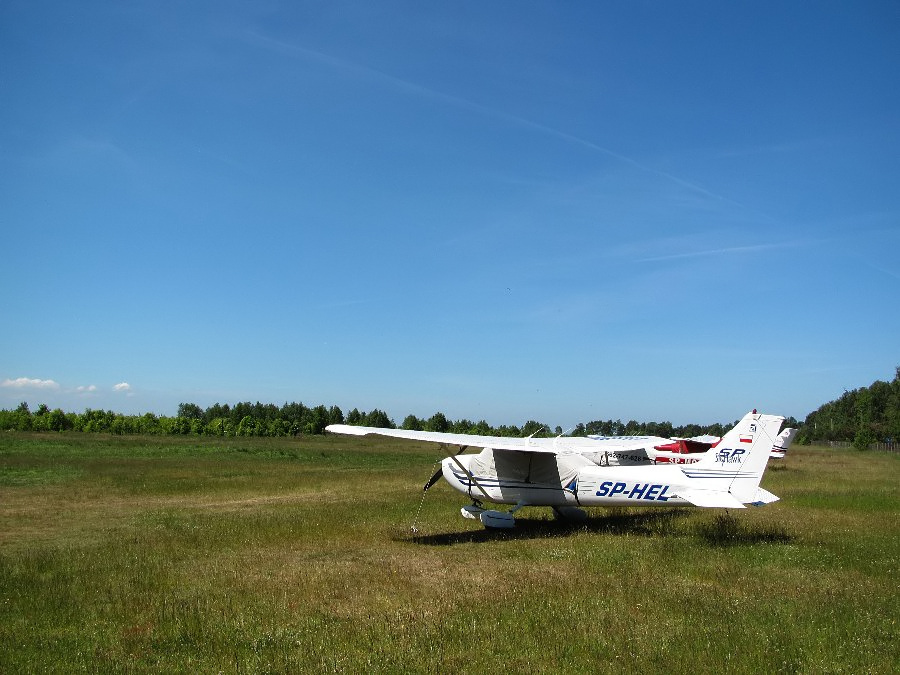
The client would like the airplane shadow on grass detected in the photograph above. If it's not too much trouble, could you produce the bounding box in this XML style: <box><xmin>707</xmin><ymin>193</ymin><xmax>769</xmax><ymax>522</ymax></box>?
<box><xmin>695</xmin><ymin>512</ymin><xmax>795</xmax><ymax>547</ymax></box>
<box><xmin>406</xmin><ymin>508</ymin><xmax>794</xmax><ymax>548</ymax></box>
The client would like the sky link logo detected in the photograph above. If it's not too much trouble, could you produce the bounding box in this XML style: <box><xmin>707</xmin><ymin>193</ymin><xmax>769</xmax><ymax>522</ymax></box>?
<box><xmin>715</xmin><ymin>448</ymin><xmax>746</xmax><ymax>464</ymax></box>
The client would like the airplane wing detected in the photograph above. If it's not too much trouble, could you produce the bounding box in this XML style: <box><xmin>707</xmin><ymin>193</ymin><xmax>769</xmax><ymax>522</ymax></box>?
<box><xmin>327</xmin><ymin>425</ymin><xmax>689</xmax><ymax>456</ymax></box>
<box><xmin>685</xmin><ymin>434</ymin><xmax>721</xmax><ymax>444</ymax></box>
<box><xmin>586</xmin><ymin>435</ymin><xmax>675</xmax><ymax>449</ymax></box>
<box><xmin>325</xmin><ymin>424</ymin><xmax>560</xmax><ymax>453</ymax></box>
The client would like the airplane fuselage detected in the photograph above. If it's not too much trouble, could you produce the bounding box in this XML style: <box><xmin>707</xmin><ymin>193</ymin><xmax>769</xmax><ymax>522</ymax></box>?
<box><xmin>441</xmin><ymin>455</ymin><xmax>695</xmax><ymax>508</ymax></box>
<box><xmin>575</xmin><ymin>465</ymin><xmax>694</xmax><ymax>507</ymax></box>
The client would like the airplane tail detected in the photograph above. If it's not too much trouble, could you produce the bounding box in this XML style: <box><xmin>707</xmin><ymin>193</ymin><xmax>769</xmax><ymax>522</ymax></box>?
<box><xmin>770</xmin><ymin>428</ymin><xmax>797</xmax><ymax>458</ymax></box>
<box><xmin>682</xmin><ymin>411</ymin><xmax>784</xmax><ymax>504</ymax></box>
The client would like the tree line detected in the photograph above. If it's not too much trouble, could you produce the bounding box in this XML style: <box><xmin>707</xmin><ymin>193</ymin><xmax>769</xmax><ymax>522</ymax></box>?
<box><xmin>0</xmin><ymin>401</ymin><xmax>348</xmax><ymax>437</ymax></box>
<box><xmin>798</xmin><ymin>366</ymin><xmax>900</xmax><ymax>449</ymax></box>
<box><xmin>4</xmin><ymin>366</ymin><xmax>897</xmax><ymax>447</ymax></box>
<box><xmin>0</xmin><ymin>400</ymin><xmax>739</xmax><ymax>440</ymax></box>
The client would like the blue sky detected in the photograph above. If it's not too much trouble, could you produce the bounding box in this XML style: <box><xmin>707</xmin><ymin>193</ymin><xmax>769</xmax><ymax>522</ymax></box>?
<box><xmin>2</xmin><ymin>1</ymin><xmax>898</xmax><ymax>428</ymax></box>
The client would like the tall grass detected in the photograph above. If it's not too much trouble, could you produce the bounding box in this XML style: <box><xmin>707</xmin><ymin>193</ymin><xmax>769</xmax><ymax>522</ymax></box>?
<box><xmin>1</xmin><ymin>434</ymin><xmax>897</xmax><ymax>673</ymax></box>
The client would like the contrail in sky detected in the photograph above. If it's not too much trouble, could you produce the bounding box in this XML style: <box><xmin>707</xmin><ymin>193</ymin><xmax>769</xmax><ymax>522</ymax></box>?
<box><xmin>245</xmin><ymin>31</ymin><xmax>730</xmax><ymax>203</ymax></box>
<box><xmin>638</xmin><ymin>243</ymin><xmax>791</xmax><ymax>263</ymax></box>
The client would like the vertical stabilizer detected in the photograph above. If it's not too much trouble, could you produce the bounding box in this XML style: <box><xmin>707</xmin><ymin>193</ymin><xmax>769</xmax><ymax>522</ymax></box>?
<box><xmin>770</xmin><ymin>428</ymin><xmax>797</xmax><ymax>458</ymax></box>
<box><xmin>684</xmin><ymin>411</ymin><xmax>784</xmax><ymax>503</ymax></box>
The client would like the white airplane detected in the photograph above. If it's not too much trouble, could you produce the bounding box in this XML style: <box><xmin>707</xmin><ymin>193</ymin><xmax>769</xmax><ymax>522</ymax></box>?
<box><xmin>326</xmin><ymin>410</ymin><xmax>785</xmax><ymax>529</ymax></box>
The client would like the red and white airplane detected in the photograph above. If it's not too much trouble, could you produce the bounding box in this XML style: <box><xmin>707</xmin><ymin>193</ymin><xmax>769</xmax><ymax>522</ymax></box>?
<box><xmin>327</xmin><ymin>410</ymin><xmax>785</xmax><ymax>529</ymax></box>
<box><xmin>649</xmin><ymin>427</ymin><xmax>797</xmax><ymax>464</ymax></box>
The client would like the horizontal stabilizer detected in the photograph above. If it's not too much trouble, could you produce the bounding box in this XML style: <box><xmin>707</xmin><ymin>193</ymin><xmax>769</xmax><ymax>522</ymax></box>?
<box><xmin>750</xmin><ymin>487</ymin><xmax>780</xmax><ymax>506</ymax></box>
<box><xmin>678</xmin><ymin>489</ymin><xmax>746</xmax><ymax>509</ymax></box>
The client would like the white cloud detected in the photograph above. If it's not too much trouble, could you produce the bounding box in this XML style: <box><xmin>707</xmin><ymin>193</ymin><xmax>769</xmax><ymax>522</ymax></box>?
<box><xmin>1</xmin><ymin>377</ymin><xmax>60</xmax><ymax>390</ymax></box>
<box><xmin>76</xmin><ymin>385</ymin><xmax>97</xmax><ymax>393</ymax></box>
<box><xmin>113</xmin><ymin>382</ymin><xmax>132</xmax><ymax>392</ymax></box>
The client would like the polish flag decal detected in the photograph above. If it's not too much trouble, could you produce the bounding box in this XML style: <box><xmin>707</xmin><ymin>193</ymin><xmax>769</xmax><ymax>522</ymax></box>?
<box><xmin>739</xmin><ymin>436</ymin><xmax>753</xmax><ymax>443</ymax></box>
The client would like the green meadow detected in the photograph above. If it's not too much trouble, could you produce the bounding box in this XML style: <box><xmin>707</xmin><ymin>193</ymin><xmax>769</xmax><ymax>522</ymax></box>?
<box><xmin>0</xmin><ymin>433</ymin><xmax>897</xmax><ymax>673</ymax></box>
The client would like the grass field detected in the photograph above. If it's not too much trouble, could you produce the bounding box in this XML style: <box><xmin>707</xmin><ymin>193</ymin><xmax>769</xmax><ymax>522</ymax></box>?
<box><xmin>1</xmin><ymin>432</ymin><xmax>897</xmax><ymax>673</ymax></box>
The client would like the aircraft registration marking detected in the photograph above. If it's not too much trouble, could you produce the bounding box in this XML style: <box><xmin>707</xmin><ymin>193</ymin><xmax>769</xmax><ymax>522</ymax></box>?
<box><xmin>612</xmin><ymin>453</ymin><xmax>651</xmax><ymax>463</ymax></box>
<box><xmin>595</xmin><ymin>481</ymin><xmax>671</xmax><ymax>501</ymax></box>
